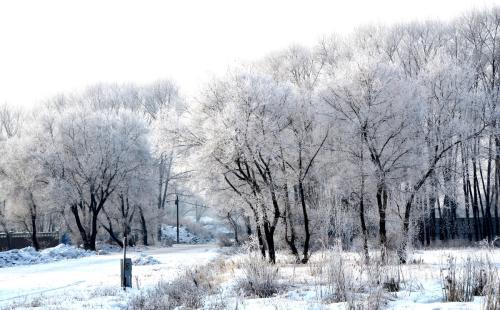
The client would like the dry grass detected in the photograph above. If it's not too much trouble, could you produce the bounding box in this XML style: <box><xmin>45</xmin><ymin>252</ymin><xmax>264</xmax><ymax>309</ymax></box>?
<box><xmin>441</xmin><ymin>254</ymin><xmax>498</xmax><ymax>303</ymax></box>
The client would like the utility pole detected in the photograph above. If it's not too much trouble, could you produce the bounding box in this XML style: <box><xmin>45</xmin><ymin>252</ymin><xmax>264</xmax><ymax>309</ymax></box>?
<box><xmin>176</xmin><ymin>194</ymin><xmax>179</xmax><ymax>244</ymax></box>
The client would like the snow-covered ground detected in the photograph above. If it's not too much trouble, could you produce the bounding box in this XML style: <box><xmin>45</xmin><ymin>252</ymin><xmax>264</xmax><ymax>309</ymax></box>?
<box><xmin>0</xmin><ymin>244</ymin><xmax>94</xmax><ymax>268</ymax></box>
<box><xmin>227</xmin><ymin>247</ymin><xmax>500</xmax><ymax>310</ymax></box>
<box><xmin>0</xmin><ymin>245</ymin><xmax>499</xmax><ymax>309</ymax></box>
<box><xmin>0</xmin><ymin>244</ymin><xmax>218</xmax><ymax>309</ymax></box>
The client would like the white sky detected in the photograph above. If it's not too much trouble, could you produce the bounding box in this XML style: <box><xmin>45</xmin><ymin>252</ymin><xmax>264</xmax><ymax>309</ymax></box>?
<box><xmin>0</xmin><ymin>0</ymin><xmax>499</xmax><ymax>107</ymax></box>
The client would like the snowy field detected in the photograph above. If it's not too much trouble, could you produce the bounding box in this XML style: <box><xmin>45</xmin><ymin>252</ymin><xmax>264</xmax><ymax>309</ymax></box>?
<box><xmin>228</xmin><ymin>247</ymin><xmax>500</xmax><ymax>310</ymax></box>
<box><xmin>0</xmin><ymin>245</ymin><xmax>499</xmax><ymax>309</ymax></box>
<box><xmin>0</xmin><ymin>244</ymin><xmax>218</xmax><ymax>309</ymax></box>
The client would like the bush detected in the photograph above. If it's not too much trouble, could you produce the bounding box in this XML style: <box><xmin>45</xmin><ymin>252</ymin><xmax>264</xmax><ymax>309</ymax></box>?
<box><xmin>311</xmin><ymin>244</ymin><xmax>395</xmax><ymax>309</ymax></box>
<box><xmin>127</xmin><ymin>267</ymin><xmax>215</xmax><ymax>310</ymax></box>
<box><xmin>235</xmin><ymin>251</ymin><xmax>282</xmax><ymax>298</ymax></box>
<box><xmin>441</xmin><ymin>254</ymin><xmax>496</xmax><ymax>302</ymax></box>
<box><xmin>483</xmin><ymin>281</ymin><xmax>500</xmax><ymax>310</ymax></box>
<box><xmin>216</xmin><ymin>233</ymin><xmax>234</xmax><ymax>247</ymax></box>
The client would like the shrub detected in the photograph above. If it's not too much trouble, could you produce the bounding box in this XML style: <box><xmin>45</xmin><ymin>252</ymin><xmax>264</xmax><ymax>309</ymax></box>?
<box><xmin>441</xmin><ymin>254</ymin><xmax>497</xmax><ymax>302</ymax></box>
<box><xmin>127</xmin><ymin>267</ymin><xmax>215</xmax><ymax>310</ymax></box>
<box><xmin>311</xmin><ymin>243</ymin><xmax>358</xmax><ymax>304</ymax></box>
<box><xmin>323</xmin><ymin>248</ymin><xmax>355</xmax><ymax>302</ymax></box>
<box><xmin>235</xmin><ymin>251</ymin><xmax>282</xmax><ymax>298</ymax></box>
<box><xmin>216</xmin><ymin>233</ymin><xmax>234</xmax><ymax>247</ymax></box>
<box><xmin>483</xmin><ymin>281</ymin><xmax>500</xmax><ymax>310</ymax></box>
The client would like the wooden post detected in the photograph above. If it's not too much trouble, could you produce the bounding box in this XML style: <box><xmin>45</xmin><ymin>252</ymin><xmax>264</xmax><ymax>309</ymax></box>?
<box><xmin>122</xmin><ymin>235</ymin><xmax>127</xmax><ymax>290</ymax></box>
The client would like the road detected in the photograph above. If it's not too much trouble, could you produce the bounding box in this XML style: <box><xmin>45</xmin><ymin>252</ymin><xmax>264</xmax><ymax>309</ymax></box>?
<box><xmin>0</xmin><ymin>244</ymin><xmax>218</xmax><ymax>304</ymax></box>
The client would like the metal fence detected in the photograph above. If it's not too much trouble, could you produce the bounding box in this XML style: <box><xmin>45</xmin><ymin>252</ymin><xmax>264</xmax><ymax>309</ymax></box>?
<box><xmin>0</xmin><ymin>232</ymin><xmax>59</xmax><ymax>251</ymax></box>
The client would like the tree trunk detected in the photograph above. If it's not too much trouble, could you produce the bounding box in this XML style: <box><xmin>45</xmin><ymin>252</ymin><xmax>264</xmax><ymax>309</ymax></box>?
<box><xmin>376</xmin><ymin>182</ymin><xmax>388</xmax><ymax>261</ymax></box>
<box><xmin>299</xmin><ymin>181</ymin><xmax>311</xmax><ymax>264</ymax></box>
<box><xmin>245</xmin><ymin>216</ymin><xmax>252</xmax><ymax>237</ymax></box>
<box><xmin>461</xmin><ymin>144</ymin><xmax>473</xmax><ymax>241</ymax></box>
<box><xmin>256</xmin><ymin>224</ymin><xmax>266</xmax><ymax>258</ymax></box>
<box><xmin>30</xmin><ymin>203</ymin><xmax>40</xmax><ymax>251</ymax></box>
<box><xmin>139</xmin><ymin>207</ymin><xmax>148</xmax><ymax>246</ymax></box>
<box><xmin>263</xmin><ymin>221</ymin><xmax>276</xmax><ymax>264</ymax></box>
<box><xmin>70</xmin><ymin>203</ymin><xmax>91</xmax><ymax>250</ymax></box>
<box><xmin>359</xmin><ymin>191</ymin><xmax>369</xmax><ymax>263</ymax></box>
<box><xmin>89</xmin><ymin>211</ymin><xmax>98</xmax><ymax>251</ymax></box>
<box><xmin>283</xmin><ymin>182</ymin><xmax>300</xmax><ymax>262</ymax></box>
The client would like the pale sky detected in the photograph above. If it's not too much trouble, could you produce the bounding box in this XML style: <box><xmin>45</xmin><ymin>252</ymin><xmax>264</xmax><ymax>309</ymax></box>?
<box><xmin>0</xmin><ymin>0</ymin><xmax>499</xmax><ymax>107</ymax></box>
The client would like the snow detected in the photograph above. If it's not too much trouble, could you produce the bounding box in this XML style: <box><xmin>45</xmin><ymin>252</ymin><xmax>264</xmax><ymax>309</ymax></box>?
<box><xmin>0</xmin><ymin>246</ymin><xmax>498</xmax><ymax>309</ymax></box>
<box><xmin>0</xmin><ymin>244</ymin><xmax>219</xmax><ymax>309</ymax></box>
<box><xmin>0</xmin><ymin>244</ymin><xmax>94</xmax><ymax>268</ymax></box>
<box><xmin>160</xmin><ymin>224</ymin><xmax>212</xmax><ymax>244</ymax></box>
<box><xmin>132</xmin><ymin>253</ymin><xmax>161</xmax><ymax>266</ymax></box>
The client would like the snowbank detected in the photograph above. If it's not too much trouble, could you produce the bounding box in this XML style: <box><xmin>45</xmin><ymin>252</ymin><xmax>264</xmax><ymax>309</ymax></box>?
<box><xmin>133</xmin><ymin>253</ymin><xmax>161</xmax><ymax>266</ymax></box>
<box><xmin>0</xmin><ymin>244</ymin><xmax>94</xmax><ymax>268</ymax></box>
<box><xmin>160</xmin><ymin>224</ymin><xmax>212</xmax><ymax>244</ymax></box>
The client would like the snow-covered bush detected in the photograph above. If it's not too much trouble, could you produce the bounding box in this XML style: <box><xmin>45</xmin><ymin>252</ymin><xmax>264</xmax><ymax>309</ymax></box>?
<box><xmin>127</xmin><ymin>266</ymin><xmax>215</xmax><ymax>310</ymax></box>
<box><xmin>216</xmin><ymin>233</ymin><xmax>234</xmax><ymax>247</ymax></box>
<box><xmin>0</xmin><ymin>244</ymin><xmax>93</xmax><ymax>267</ymax></box>
<box><xmin>441</xmin><ymin>254</ymin><xmax>496</xmax><ymax>302</ymax></box>
<box><xmin>311</xmin><ymin>244</ymin><xmax>357</xmax><ymax>303</ymax></box>
<box><xmin>235</xmin><ymin>250</ymin><xmax>282</xmax><ymax>298</ymax></box>
<box><xmin>310</xmin><ymin>244</ymin><xmax>396</xmax><ymax>308</ymax></box>
<box><xmin>483</xmin><ymin>280</ymin><xmax>500</xmax><ymax>310</ymax></box>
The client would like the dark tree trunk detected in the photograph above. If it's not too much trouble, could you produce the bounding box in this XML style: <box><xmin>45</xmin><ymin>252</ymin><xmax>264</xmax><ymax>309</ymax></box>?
<box><xmin>256</xmin><ymin>224</ymin><xmax>266</xmax><ymax>258</ymax></box>
<box><xmin>89</xmin><ymin>211</ymin><xmax>98</xmax><ymax>251</ymax></box>
<box><xmin>70</xmin><ymin>203</ymin><xmax>91</xmax><ymax>250</ymax></box>
<box><xmin>283</xmin><ymin>182</ymin><xmax>300</xmax><ymax>262</ymax></box>
<box><xmin>299</xmin><ymin>181</ymin><xmax>311</xmax><ymax>264</ymax></box>
<box><xmin>245</xmin><ymin>216</ymin><xmax>252</xmax><ymax>237</ymax></box>
<box><xmin>469</xmin><ymin>178</ymin><xmax>481</xmax><ymax>241</ymax></box>
<box><xmin>31</xmin><ymin>203</ymin><xmax>40</xmax><ymax>251</ymax></box>
<box><xmin>263</xmin><ymin>221</ymin><xmax>276</xmax><ymax>264</ymax></box>
<box><xmin>358</xmin><ymin>142</ymin><xmax>370</xmax><ymax>261</ymax></box>
<box><xmin>139</xmin><ymin>207</ymin><xmax>148</xmax><ymax>246</ymax></box>
<box><xmin>376</xmin><ymin>182</ymin><xmax>388</xmax><ymax>261</ymax></box>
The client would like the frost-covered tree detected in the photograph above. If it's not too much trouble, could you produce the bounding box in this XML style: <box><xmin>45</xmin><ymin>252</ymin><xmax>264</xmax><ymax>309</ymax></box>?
<box><xmin>42</xmin><ymin>106</ymin><xmax>151</xmax><ymax>250</ymax></box>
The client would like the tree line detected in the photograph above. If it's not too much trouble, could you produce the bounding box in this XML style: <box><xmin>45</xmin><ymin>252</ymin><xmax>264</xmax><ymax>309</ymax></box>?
<box><xmin>1</xmin><ymin>7</ymin><xmax>499</xmax><ymax>264</ymax></box>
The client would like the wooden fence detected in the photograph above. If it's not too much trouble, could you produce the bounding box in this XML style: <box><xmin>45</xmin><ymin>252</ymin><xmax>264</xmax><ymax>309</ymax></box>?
<box><xmin>0</xmin><ymin>232</ymin><xmax>59</xmax><ymax>251</ymax></box>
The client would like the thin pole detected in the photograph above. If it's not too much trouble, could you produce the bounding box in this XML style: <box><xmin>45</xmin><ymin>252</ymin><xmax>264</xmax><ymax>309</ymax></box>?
<box><xmin>176</xmin><ymin>195</ymin><xmax>179</xmax><ymax>244</ymax></box>
<box><xmin>122</xmin><ymin>235</ymin><xmax>127</xmax><ymax>290</ymax></box>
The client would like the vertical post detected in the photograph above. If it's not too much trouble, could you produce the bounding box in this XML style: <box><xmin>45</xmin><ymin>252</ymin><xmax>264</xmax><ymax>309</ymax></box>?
<box><xmin>176</xmin><ymin>195</ymin><xmax>179</xmax><ymax>244</ymax></box>
<box><xmin>122</xmin><ymin>235</ymin><xmax>127</xmax><ymax>290</ymax></box>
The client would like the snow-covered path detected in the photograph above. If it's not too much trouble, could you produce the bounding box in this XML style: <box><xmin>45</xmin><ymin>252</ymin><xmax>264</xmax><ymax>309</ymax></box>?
<box><xmin>0</xmin><ymin>244</ymin><xmax>218</xmax><ymax>305</ymax></box>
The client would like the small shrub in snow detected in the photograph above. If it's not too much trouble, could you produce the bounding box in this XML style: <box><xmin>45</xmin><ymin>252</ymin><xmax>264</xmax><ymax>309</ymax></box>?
<box><xmin>89</xmin><ymin>286</ymin><xmax>120</xmax><ymax>297</ymax></box>
<box><xmin>311</xmin><ymin>245</ymin><xmax>392</xmax><ymax>308</ymax></box>
<box><xmin>441</xmin><ymin>254</ymin><xmax>496</xmax><ymax>302</ymax></box>
<box><xmin>483</xmin><ymin>280</ymin><xmax>500</xmax><ymax>310</ymax></box>
<box><xmin>235</xmin><ymin>250</ymin><xmax>282</xmax><ymax>298</ymax></box>
<box><xmin>127</xmin><ymin>267</ymin><xmax>215</xmax><ymax>310</ymax></box>
<box><xmin>315</xmin><ymin>244</ymin><xmax>357</xmax><ymax>303</ymax></box>
<box><xmin>216</xmin><ymin>233</ymin><xmax>234</xmax><ymax>247</ymax></box>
